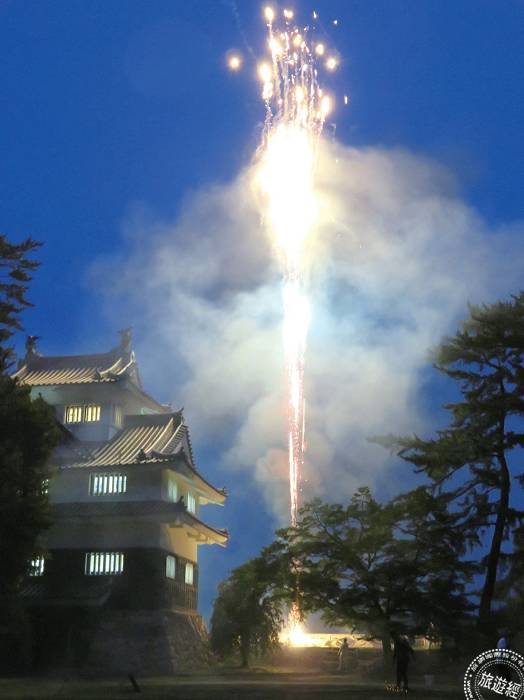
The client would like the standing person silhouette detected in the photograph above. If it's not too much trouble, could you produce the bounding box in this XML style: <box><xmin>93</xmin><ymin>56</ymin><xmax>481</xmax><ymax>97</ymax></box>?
<box><xmin>393</xmin><ymin>634</ymin><xmax>415</xmax><ymax>692</ymax></box>
<box><xmin>338</xmin><ymin>637</ymin><xmax>350</xmax><ymax>672</ymax></box>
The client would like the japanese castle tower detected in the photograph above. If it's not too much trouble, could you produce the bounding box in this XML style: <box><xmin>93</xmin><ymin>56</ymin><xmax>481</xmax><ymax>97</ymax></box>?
<box><xmin>14</xmin><ymin>330</ymin><xmax>228</xmax><ymax>673</ymax></box>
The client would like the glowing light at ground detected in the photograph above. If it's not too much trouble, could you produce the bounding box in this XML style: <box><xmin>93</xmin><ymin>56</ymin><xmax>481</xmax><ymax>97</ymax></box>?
<box><xmin>253</xmin><ymin>6</ymin><xmax>337</xmax><ymax>645</ymax></box>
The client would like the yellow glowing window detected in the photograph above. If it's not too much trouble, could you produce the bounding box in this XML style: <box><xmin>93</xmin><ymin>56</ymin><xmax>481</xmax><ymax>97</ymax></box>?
<box><xmin>30</xmin><ymin>557</ymin><xmax>45</xmax><ymax>576</ymax></box>
<box><xmin>84</xmin><ymin>404</ymin><xmax>101</xmax><ymax>422</ymax></box>
<box><xmin>187</xmin><ymin>492</ymin><xmax>196</xmax><ymax>514</ymax></box>
<box><xmin>166</xmin><ymin>555</ymin><xmax>176</xmax><ymax>579</ymax></box>
<box><xmin>168</xmin><ymin>477</ymin><xmax>178</xmax><ymax>502</ymax></box>
<box><xmin>185</xmin><ymin>562</ymin><xmax>194</xmax><ymax>585</ymax></box>
<box><xmin>89</xmin><ymin>473</ymin><xmax>127</xmax><ymax>496</ymax></box>
<box><xmin>65</xmin><ymin>405</ymin><xmax>83</xmax><ymax>423</ymax></box>
<box><xmin>85</xmin><ymin>552</ymin><xmax>124</xmax><ymax>575</ymax></box>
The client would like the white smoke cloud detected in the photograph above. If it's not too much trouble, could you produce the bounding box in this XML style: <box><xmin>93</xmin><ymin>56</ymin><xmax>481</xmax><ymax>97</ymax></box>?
<box><xmin>91</xmin><ymin>140</ymin><xmax>524</xmax><ymax>523</ymax></box>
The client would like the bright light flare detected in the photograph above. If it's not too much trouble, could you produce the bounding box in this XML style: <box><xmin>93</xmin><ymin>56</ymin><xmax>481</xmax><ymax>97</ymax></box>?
<box><xmin>326</xmin><ymin>56</ymin><xmax>338</xmax><ymax>71</ymax></box>
<box><xmin>257</xmin><ymin>125</ymin><xmax>316</xmax><ymax>267</ymax></box>
<box><xmin>315</xmin><ymin>43</ymin><xmax>325</xmax><ymax>56</ymax></box>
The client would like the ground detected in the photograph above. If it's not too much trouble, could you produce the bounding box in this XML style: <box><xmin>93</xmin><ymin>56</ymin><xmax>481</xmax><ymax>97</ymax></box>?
<box><xmin>0</xmin><ymin>673</ymin><xmax>464</xmax><ymax>700</ymax></box>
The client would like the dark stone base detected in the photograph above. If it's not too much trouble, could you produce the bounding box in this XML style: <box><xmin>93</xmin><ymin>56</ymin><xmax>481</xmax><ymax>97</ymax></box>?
<box><xmin>85</xmin><ymin>609</ymin><xmax>211</xmax><ymax>675</ymax></box>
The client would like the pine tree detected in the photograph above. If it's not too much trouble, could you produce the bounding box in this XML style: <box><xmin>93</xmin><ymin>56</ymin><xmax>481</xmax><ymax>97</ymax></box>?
<box><xmin>0</xmin><ymin>233</ymin><xmax>59</xmax><ymax>665</ymax></box>
<box><xmin>376</xmin><ymin>294</ymin><xmax>524</xmax><ymax>626</ymax></box>
<box><xmin>0</xmin><ymin>233</ymin><xmax>41</xmax><ymax>371</ymax></box>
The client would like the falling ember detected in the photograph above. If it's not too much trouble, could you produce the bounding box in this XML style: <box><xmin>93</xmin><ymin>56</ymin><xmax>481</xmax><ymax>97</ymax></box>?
<box><xmin>253</xmin><ymin>7</ymin><xmax>333</xmax><ymax>644</ymax></box>
<box><xmin>227</xmin><ymin>54</ymin><xmax>242</xmax><ymax>71</ymax></box>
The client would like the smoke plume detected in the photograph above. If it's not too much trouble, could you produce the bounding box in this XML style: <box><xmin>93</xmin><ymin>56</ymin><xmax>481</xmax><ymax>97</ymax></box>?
<box><xmin>91</xmin><ymin>140</ymin><xmax>524</xmax><ymax>522</ymax></box>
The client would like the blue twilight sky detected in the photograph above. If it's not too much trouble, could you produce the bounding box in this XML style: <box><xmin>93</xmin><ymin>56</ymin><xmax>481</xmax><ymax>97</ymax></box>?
<box><xmin>2</xmin><ymin>1</ymin><xmax>524</xmax><ymax>620</ymax></box>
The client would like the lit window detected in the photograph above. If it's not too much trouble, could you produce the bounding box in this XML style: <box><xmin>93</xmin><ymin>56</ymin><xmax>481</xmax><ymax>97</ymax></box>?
<box><xmin>65</xmin><ymin>405</ymin><xmax>83</xmax><ymax>423</ymax></box>
<box><xmin>65</xmin><ymin>404</ymin><xmax>102</xmax><ymax>423</ymax></box>
<box><xmin>168</xmin><ymin>476</ymin><xmax>178</xmax><ymax>502</ymax></box>
<box><xmin>89</xmin><ymin>473</ymin><xmax>127</xmax><ymax>496</ymax></box>
<box><xmin>84</xmin><ymin>404</ymin><xmax>101</xmax><ymax>422</ymax></box>
<box><xmin>185</xmin><ymin>562</ymin><xmax>194</xmax><ymax>585</ymax></box>
<box><xmin>30</xmin><ymin>557</ymin><xmax>45</xmax><ymax>576</ymax></box>
<box><xmin>166</xmin><ymin>555</ymin><xmax>176</xmax><ymax>579</ymax></box>
<box><xmin>187</xmin><ymin>492</ymin><xmax>196</xmax><ymax>514</ymax></box>
<box><xmin>85</xmin><ymin>552</ymin><xmax>124</xmax><ymax>575</ymax></box>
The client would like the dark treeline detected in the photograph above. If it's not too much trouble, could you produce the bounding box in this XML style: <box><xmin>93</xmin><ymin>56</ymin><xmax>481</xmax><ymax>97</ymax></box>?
<box><xmin>0</xmin><ymin>234</ymin><xmax>59</xmax><ymax>672</ymax></box>
<box><xmin>211</xmin><ymin>294</ymin><xmax>524</xmax><ymax>668</ymax></box>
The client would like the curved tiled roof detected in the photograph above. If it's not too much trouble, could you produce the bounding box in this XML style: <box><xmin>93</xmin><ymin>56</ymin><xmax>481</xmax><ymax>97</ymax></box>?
<box><xmin>80</xmin><ymin>413</ymin><xmax>181</xmax><ymax>467</ymax></box>
<box><xmin>13</xmin><ymin>348</ymin><xmax>138</xmax><ymax>386</ymax></box>
<box><xmin>65</xmin><ymin>412</ymin><xmax>226</xmax><ymax>502</ymax></box>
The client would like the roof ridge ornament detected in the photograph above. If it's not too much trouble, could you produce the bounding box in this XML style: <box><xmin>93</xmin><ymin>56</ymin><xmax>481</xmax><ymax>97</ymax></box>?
<box><xmin>25</xmin><ymin>335</ymin><xmax>41</xmax><ymax>363</ymax></box>
<box><xmin>118</xmin><ymin>327</ymin><xmax>132</xmax><ymax>354</ymax></box>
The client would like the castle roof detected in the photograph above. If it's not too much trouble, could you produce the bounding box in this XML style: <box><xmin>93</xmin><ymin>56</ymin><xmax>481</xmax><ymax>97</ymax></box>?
<box><xmin>13</xmin><ymin>331</ymin><xmax>168</xmax><ymax>413</ymax></box>
<box><xmin>65</xmin><ymin>412</ymin><xmax>226</xmax><ymax>504</ymax></box>
<box><xmin>14</xmin><ymin>347</ymin><xmax>139</xmax><ymax>387</ymax></box>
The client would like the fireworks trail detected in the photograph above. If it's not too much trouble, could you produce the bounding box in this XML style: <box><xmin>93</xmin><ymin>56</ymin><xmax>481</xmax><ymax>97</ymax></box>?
<box><xmin>252</xmin><ymin>5</ymin><xmax>336</xmax><ymax>643</ymax></box>
<box><xmin>256</xmin><ymin>5</ymin><xmax>332</xmax><ymax>526</ymax></box>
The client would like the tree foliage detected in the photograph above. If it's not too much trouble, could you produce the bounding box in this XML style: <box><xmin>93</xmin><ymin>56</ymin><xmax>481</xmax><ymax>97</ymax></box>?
<box><xmin>0</xmin><ymin>233</ymin><xmax>59</xmax><ymax>618</ymax></box>
<box><xmin>375</xmin><ymin>295</ymin><xmax>524</xmax><ymax>625</ymax></box>
<box><xmin>0</xmin><ymin>234</ymin><xmax>41</xmax><ymax>371</ymax></box>
<box><xmin>210</xmin><ymin>556</ymin><xmax>283</xmax><ymax>668</ymax></box>
<box><xmin>0</xmin><ymin>377</ymin><xmax>59</xmax><ymax>604</ymax></box>
<box><xmin>269</xmin><ymin>488</ymin><xmax>473</xmax><ymax>658</ymax></box>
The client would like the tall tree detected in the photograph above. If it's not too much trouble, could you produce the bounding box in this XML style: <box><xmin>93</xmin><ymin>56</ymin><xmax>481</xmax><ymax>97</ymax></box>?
<box><xmin>210</xmin><ymin>557</ymin><xmax>283</xmax><ymax>668</ymax></box>
<box><xmin>375</xmin><ymin>295</ymin><xmax>524</xmax><ymax>626</ymax></box>
<box><xmin>0</xmin><ymin>376</ymin><xmax>58</xmax><ymax>603</ymax></box>
<box><xmin>0</xmin><ymin>233</ymin><xmax>59</xmax><ymax>659</ymax></box>
<box><xmin>270</xmin><ymin>488</ymin><xmax>472</xmax><ymax>660</ymax></box>
<box><xmin>0</xmin><ymin>233</ymin><xmax>41</xmax><ymax>371</ymax></box>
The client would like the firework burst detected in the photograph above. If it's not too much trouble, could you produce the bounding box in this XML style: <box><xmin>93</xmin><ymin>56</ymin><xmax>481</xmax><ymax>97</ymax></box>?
<box><xmin>253</xmin><ymin>6</ymin><xmax>335</xmax><ymax>643</ymax></box>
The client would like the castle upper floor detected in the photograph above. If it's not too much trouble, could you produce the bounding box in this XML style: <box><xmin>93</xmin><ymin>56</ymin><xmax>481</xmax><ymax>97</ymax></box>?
<box><xmin>13</xmin><ymin>330</ymin><xmax>169</xmax><ymax>442</ymax></box>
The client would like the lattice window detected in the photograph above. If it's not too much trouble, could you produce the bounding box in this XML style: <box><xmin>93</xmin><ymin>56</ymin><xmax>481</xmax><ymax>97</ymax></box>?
<box><xmin>89</xmin><ymin>473</ymin><xmax>127</xmax><ymax>496</ymax></box>
<box><xmin>166</xmin><ymin>555</ymin><xmax>176</xmax><ymax>579</ymax></box>
<box><xmin>185</xmin><ymin>562</ymin><xmax>194</xmax><ymax>585</ymax></box>
<box><xmin>187</xmin><ymin>492</ymin><xmax>196</xmax><ymax>514</ymax></box>
<box><xmin>30</xmin><ymin>557</ymin><xmax>45</xmax><ymax>576</ymax></box>
<box><xmin>64</xmin><ymin>405</ymin><xmax>83</xmax><ymax>423</ymax></box>
<box><xmin>84</xmin><ymin>404</ymin><xmax>101</xmax><ymax>422</ymax></box>
<box><xmin>85</xmin><ymin>552</ymin><xmax>124</xmax><ymax>575</ymax></box>
<box><xmin>65</xmin><ymin>404</ymin><xmax>101</xmax><ymax>423</ymax></box>
<box><xmin>113</xmin><ymin>405</ymin><xmax>123</xmax><ymax>428</ymax></box>
<box><xmin>168</xmin><ymin>476</ymin><xmax>178</xmax><ymax>502</ymax></box>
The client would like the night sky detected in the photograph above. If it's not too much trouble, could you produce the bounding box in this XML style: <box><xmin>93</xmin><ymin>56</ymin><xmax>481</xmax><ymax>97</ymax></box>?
<box><xmin>2</xmin><ymin>0</ymin><xmax>524</xmax><ymax>620</ymax></box>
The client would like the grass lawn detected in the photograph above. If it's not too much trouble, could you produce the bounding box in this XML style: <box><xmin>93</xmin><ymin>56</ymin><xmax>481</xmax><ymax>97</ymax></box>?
<box><xmin>0</xmin><ymin>673</ymin><xmax>465</xmax><ymax>700</ymax></box>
